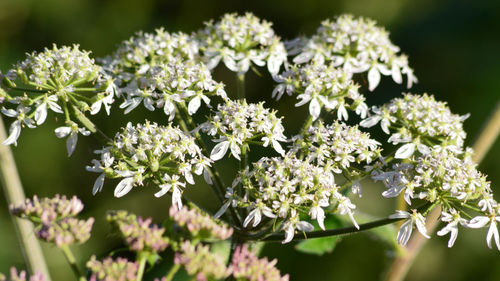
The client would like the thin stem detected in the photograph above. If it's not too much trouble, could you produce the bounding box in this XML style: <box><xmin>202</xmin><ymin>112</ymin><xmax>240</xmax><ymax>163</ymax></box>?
<box><xmin>299</xmin><ymin>115</ymin><xmax>314</xmax><ymax>136</ymax></box>
<box><xmin>176</xmin><ymin>103</ymin><xmax>242</xmax><ymax>226</ymax></box>
<box><xmin>60</xmin><ymin>245</ymin><xmax>85</xmax><ymax>281</ymax></box>
<box><xmin>136</xmin><ymin>252</ymin><xmax>148</xmax><ymax>281</ymax></box>
<box><xmin>0</xmin><ymin>118</ymin><xmax>51</xmax><ymax>279</ymax></box>
<box><xmin>9</xmin><ymin>87</ymin><xmax>47</xmax><ymax>94</ymax></box>
<box><xmin>236</xmin><ymin>74</ymin><xmax>245</xmax><ymax>100</ymax></box>
<box><xmin>164</xmin><ymin>264</ymin><xmax>181</xmax><ymax>281</ymax></box>
<box><xmin>384</xmin><ymin>100</ymin><xmax>500</xmax><ymax>281</ymax></box>
<box><xmin>257</xmin><ymin>217</ymin><xmax>404</xmax><ymax>242</ymax></box>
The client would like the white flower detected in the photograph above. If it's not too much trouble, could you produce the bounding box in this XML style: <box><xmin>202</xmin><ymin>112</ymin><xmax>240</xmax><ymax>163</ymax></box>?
<box><xmin>35</xmin><ymin>95</ymin><xmax>63</xmax><ymax>125</ymax></box>
<box><xmin>90</xmin><ymin>91</ymin><xmax>114</xmax><ymax>115</ymax></box>
<box><xmin>467</xmin><ymin>214</ymin><xmax>500</xmax><ymax>251</ymax></box>
<box><xmin>154</xmin><ymin>174</ymin><xmax>186</xmax><ymax>209</ymax></box>
<box><xmin>210</xmin><ymin>140</ymin><xmax>230</xmax><ymax>161</ymax></box>
<box><xmin>2</xmin><ymin>105</ymin><xmax>35</xmax><ymax>146</ymax></box>
<box><xmin>437</xmin><ymin>210</ymin><xmax>466</xmax><ymax>248</ymax></box>
<box><xmin>55</xmin><ymin>123</ymin><xmax>91</xmax><ymax>156</ymax></box>
<box><xmin>389</xmin><ymin>210</ymin><xmax>430</xmax><ymax>246</ymax></box>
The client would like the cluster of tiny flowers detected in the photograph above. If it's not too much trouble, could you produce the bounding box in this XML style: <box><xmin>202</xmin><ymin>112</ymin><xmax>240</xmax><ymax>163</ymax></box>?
<box><xmin>373</xmin><ymin>147</ymin><xmax>500</xmax><ymax>249</ymax></box>
<box><xmin>0</xmin><ymin>268</ymin><xmax>46</xmax><ymax>281</ymax></box>
<box><xmin>10</xmin><ymin>195</ymin><xmax>94</xmax><ymax>247</ymax></box>
<box><xmin>273</xmin><ymin>61</ymin><xmax>367</xmax><ymax>120</ymax></box>
<box><xmin>86</xmin><ymin>256</ymin><xmax>138</xmax><ymax>281</ymax></box>
<box><xmin>0</xmin><ymin>44</ymin><xmax>114</xmax><ymax>155</ymax></box>
<box><xmin>87</xmin><ymin>121</ymin><xmax>212</xmax><ymax>209</ymax></box>
<box><xmin>197</xmin><ymin>12</ymin><xmax>287</xmax><ymax>75</ymax></box>
<box><xmin>288</xmin><ymin>14</ymin><xmax>417</xmax><ymax>91</ymax></box>
<box><xmin>107</xmin><ymin>210</ymin><xmax>169</xmax><ymax>253</ymax></box>
<box><xmin>224</xmin><ymin>155</ymin><xmax>358</xmax><ymax>243</ymax></box>
<box><xmin>174</xmin><ymin>241</ymin><xmax>231</xmax><ymax>281</ymax></box>
<box><xmin>200</xmin><ymin>100</ymin><xmax>287</xmax><ymax>161</ymax></box>
<box><xmin>291</xmin><ymin>120</ymin><xmax>381</xmax><ymax>194</ymax></box>
<box><xmin>361</xmin><ymin>93</ymin><xmax>468</xmax><ymax>159</ymax></box>
<box><xmin>232</xmin><ymin>245</ymin><xmax>289</xmax><ymax>281</ymax></box>
<box><xmin>113</xmin><ymin>55</ymin><xmax>227</xmax><ymax>119</ymax></box>
<box><xmin>169</xmin><ymin>205</ymin><xmax>233</xmax><ymax>240</ymax></box>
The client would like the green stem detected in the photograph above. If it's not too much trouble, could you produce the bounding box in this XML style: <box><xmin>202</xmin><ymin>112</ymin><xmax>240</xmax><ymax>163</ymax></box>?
<box><xmin>0</xmin><ymin>118</ymin><xmax>51</xmax><ymax>279</ymax></box>
<box><xmin>164</xmin><ymin>264</ymin><xmax>181</xmax><ymax>281</ymax></box>
<box><xmin>60</xmin><ymin>245</ymin><xmax>85</xmax><ymax>281</ymax></box>
<box><xmin>257</xmin><ymin>217</ymin><xmax>404</xmax><ymax>242</ymax></box>
<box><xmin>9</xmin><ymin>87</ymin><xmax>47</xmax><ymax>94</ymax></box>
<box><xmin>299</xmin><ymin>115</ymin><xmax>314</xmax><ymax>136</ymax></box>
<box><xmin>136</xmin><ymin>252</ymin><xmax>148</xmax><ymax>281</ymax></box>
<box><xmin>175</xmin><ymin>103</ymin><xmax>242</xmax><ymax>226</ymax></box>
<box><xmin>236</xmin><ymin>74</ymin><xmax>245</xmax><ymax>100</ymax></box>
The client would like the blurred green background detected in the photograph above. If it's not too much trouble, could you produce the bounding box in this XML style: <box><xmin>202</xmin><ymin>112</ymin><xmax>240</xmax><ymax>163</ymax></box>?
<box><xmin>0</xmin><ymin>0</ymin><xmax>499</xmax><ymax>280</ymax></box>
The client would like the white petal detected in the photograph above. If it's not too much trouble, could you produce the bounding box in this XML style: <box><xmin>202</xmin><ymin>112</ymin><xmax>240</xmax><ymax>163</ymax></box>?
<box><xmin>397</xmin><ymin>219</ymin><xmax>413</xmax><ymax>246</ymax></box>
<box><xmin>90</xmin><ymin>100</ymin><xmax>102</xmax><ymax>115</ymax></box>
<box><xmin>282</xmin><ymin>225</ymin><xmax>295</xmax><ymax>244</ymax></box>
<box><xmin>309</xmin><ymin>98</ymin><xmax>321</xmax><ymax>120</ymax></box>
<box><xmin>55</xmin><ymin>126</ymin><xmax>71</xmax><ymax>138</ymax></box>
<box><xmin>92</xmin><ymin>174</ymin><xmax>105</xmax><ymax>195</ymax></box>
<box><xmin>114</xmin><ymin>177</ymin><xmax>135</xmax><ymax>197</ymax></box>
<box><xmin>360</xmin><ymin>115</ymin><xmax>381</xmax><ymax>128</ymax></box>
<box><xmin>35</xmin><ymin>103</ymin><xmax>48</xmax><ymax>125</ymax></box>
<box><xmin>368</xmin><ymin>67</ymin><xmax>381</xmax><ymax>91</ymax></box>
<box><xmin>395</xmin><ymin>143</ymin><xmax>416</xmax><ymax>159</ymax></box>
<box><xmin>467</xmin><ymin>216</ymin><xmax>490</xmax><ymax>228</ymax></box>
<box><xmin>188</xmin><ymin>96</ymin><xmax>201</xmax><ymax>115</ymax></box>
<box><xmin>229</xmin><ymin>142</ymin><xmax>241</xmax><ymax>160</ymax></box>
<box><xmin>66</xmin><ymin>132</ymin><xmax>78</xmax><ymax>156</ymax></box>
<box><xmin>210</xmin><ymin>141</ymin><xmax>229</xmax><ymax>161</ymax></box>
<box><xmin>486</xmin><ymin>222</ymin><xmax>500</xmax><ymax>250</ymax></box>
<box><xmin>214</xmin><ymin>201</ymin><xmax>230</xmax><ymax>219</ymax></box>
<box><xmin>172</xmin><ymin>187</ymin><xmax>183</xmax><ymax>210</ymax></box>
<box><xmin>2</xmin><ymin>121</ymin><xmax>21</xmax><ymax>146</ymax></box>
<box><xmin>391</xmin><ymin>65</ymin><xmax>402</xmax><ymax>84</ymax></box>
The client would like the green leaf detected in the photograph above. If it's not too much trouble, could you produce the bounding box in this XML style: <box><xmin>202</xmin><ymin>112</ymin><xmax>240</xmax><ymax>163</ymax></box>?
<box><xmin>295</xmin><ymin>214</ymin><xmax>343</xmax><ymax>256</ymax></box>
<box><xmin>295</xmin><ymin>235</ymin><xmax>340</xmax><ymax>255</ymax></box>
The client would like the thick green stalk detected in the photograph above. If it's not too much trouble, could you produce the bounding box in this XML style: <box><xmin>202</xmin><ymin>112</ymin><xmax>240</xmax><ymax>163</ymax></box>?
<box><xmin>136</xmin><ymin>252</ymin><xmax>148</xmax><ymax>281</ymax></box>
<box><xmin>164</xmin><ymin>264</ymin><xmax>181</xmax><ymax>281</ymax></box>
<box><xmin>60</xmin><ymin>245</ymin><xmax>85</xmax><ymax>281</ymax></box>
<box><xmin>0</xmin><ymin>118</ymin><xmax>51</xmax><ymax>279</ymax></box>
<box><xmin>384</xmin><ymin>100</ymin><xmax>500</xmax><ymax>281</ymax></box>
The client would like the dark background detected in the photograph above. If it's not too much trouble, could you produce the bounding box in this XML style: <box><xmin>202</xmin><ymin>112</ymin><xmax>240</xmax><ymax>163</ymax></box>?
<box><xmin>0</xmin><ymin>0</ymin><xmax>499</xmax><ymax>280</ymax></box>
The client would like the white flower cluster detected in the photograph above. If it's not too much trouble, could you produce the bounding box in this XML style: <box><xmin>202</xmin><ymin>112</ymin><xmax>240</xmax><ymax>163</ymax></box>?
<box><xmin>11</xmin><ymin>44</ymin><xmax>103</xmax><ymax>88</ymax></box>
<box><xmin>376</xmin><ymin>147</ymin><xmax>499</xmax><ymax>249</ymax></box>
<box><xmin>230</xmin><ymin>155</ymin><xmax>359</xmax><ymax>243</ymax></box>
<box><xmin>116</xmin><ymin>56</ymin><xmax>227</xmax><ymax>118</ymax></box>
<box><xmin>273</xmin><ymin>62</ymin><xmax>367</xmax><ymax>120</ymax></box>
<box><xmin>0</xmin><ymin>45</ymin><xmax>114</xmax><ymax>155</ymax></box>
<box><xmin>198</xmin><ymin>12</ymin><xmax>287</xmax><ymax>75</ymax></box>
<box><xmin>361</xmin><ymin>93</ymin><xmax>468</xmax><ymax>159</ymax></box>
<box><xmin>288</xmin><ymin>14</ymin><xmax>417</xmax><ymax>91</ymax></box>
<box><xmin>105</xmin><ymin>29</ymin><xmax>199</xmax><ymax>74</ymax></box>
<box><xmin>199</xmin><ymin>100</ymin><xmax>287</xmax><ymax>161</ymax></box>
<box><xmin>87</xmin><ymin>121</ymin><xmax>212</xmax><ymax>209</ymax></box>
<box><xmin>291</xmin><ymin>121</ymin><xmax>381</xmax><ymax>189</ymax></box>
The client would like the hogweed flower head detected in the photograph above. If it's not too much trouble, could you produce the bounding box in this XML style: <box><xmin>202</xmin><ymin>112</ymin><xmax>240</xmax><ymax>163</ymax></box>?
<box><xmin>169</xmin><ymin>205</ymin><xmax>233</xmax><ymax>240</ymax></box>
<box><xmin>10</xmin><ymin>195</ymin><xmax>94</xmax><ymax>246</ymax></box>
<box><xmin>220</xmin><ymin>155</ymin><xmax>359</xmax><ymax>243</ymax></box>
<box><xmin>361</xmin><ymin>93</ymin><xmax>468</xmax><ymax>159</ymax></box>
<box><xmin>198</xmin><ymin>12</ymin><xmax>287</xmax><ymax>75</ymax></box>
<box><xmin>289</xmin><ymin>14</ymin><xmax>417</xmax><ymax>90</ymax></box>
<box><xmin>231</xmin><ymin>244</ymin><xmax>289</xmax><ymax>281</ymax></box>
<box><xmin>292</xmin><ymin>120</ymin><xmax>381</xmax><ymax>174</ymax></box>
<box><xmin>0</xmin><ymin>44</ymin><xmax>114</xmax><ymax>152</ymax></box>
<box><xmin>88</xmin><ymin>121</ymin><xmax>212</xmax><ymax>209</ymax></box>
<box><xmin>107</xmin><ymin>210</ymin><xmax>169</xmax><ymax>253</ymax></box>
<box><xmin>273</xmin><ymin>61</ymin><xmax>366</xmax><ymax>120</ymax></box>
<box><xmin>0</xmin><ymin>268</ymin><xmax>46</xmax><ymax>281</ymax></box>
<box><xmin>174</xmin><ymin>241</ymin><xmax>231</xmax><ymax>281</ymax></box>
<box><xmin>86</xmin><ymin>256</ymin><xmax>138</xmax><ymax>281</ymax></box>
<box><xmin>200</xmin><ymin>99</ymin><xmax>287</xmax><ymax>160</ymax></box>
